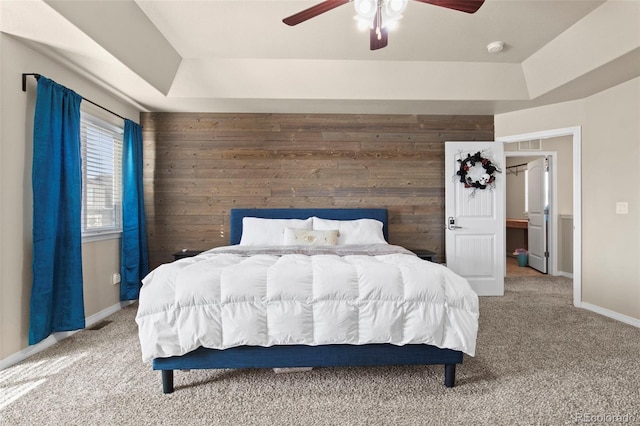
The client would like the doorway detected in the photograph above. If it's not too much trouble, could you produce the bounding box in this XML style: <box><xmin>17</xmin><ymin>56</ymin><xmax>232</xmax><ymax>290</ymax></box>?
<box><xmin>505</xmin><ymin>154</ymin><xmax>551</xmax><ymax>276</ymax></box>
<box><xmin>497</xmin><ymin>127</ymin><xmax>582</xmax><ymax>308</ymax></box>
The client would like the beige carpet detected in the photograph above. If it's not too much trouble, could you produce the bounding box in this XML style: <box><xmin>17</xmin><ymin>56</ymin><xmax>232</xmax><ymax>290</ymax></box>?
<box><xmin>1</xmin><ymin>276</ymin><xmax>638</xmax><ymax>425</ymax></box>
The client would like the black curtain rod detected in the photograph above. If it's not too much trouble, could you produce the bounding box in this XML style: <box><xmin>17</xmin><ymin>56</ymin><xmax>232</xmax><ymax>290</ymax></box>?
<box><xmin>22</xmin><ymin>73</ymin><xmax>127</xmax><ymax>122</ymax></box>
<box><xmin>506</xmin><ymin>163</ymin><xmax>528</xmax><ymax>169</ymax></box>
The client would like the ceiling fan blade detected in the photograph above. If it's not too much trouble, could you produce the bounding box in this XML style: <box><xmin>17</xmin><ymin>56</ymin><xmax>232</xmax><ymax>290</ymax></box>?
<box><xmin>370</xmin><ymin>26</ymin><xmax>388</xmax><ymax>50</ymax></box>
<box><xmin>412</xmin><ymin>0</ymin><xmax>485</xmax><ymax>14</ymax></box>
<box><xmin>283</xmin><ymin>0</ymin><xmax>351</xmax><ymax>26</ymax></box>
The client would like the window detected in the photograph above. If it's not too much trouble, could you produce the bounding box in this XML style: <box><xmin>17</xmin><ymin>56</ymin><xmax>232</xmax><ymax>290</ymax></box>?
<box><xmin>80</xmin><ymin>112</ymin><xmax>123</xmax><ymax>236</ymax></box>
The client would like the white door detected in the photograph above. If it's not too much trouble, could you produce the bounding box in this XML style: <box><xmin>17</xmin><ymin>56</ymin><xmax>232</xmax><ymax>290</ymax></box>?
<box><xmin>527</xmin><ymin>157</ymin><xmax>548</xmax><ymax>273</ymax></box>
<box><xmin>445</xmin><ymin>142</ymin><xmax>505</xmax><ymax>296</ymax></box>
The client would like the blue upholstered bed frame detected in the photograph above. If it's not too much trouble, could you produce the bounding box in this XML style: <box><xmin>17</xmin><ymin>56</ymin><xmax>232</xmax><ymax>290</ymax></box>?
<box><xmin>152</xmin><ymin>208</ymin><xmax>463</xmax><ymax>393</ymax></box>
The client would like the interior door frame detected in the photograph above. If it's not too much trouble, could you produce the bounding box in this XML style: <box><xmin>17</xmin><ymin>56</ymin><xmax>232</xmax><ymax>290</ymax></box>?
<box><xmin>497</xmin><ymin>127</ymin><xmax>582</xmax><ymax>308</ymax></box>
<box><xmin>505</xmin><ymin>151</ymin><xmax>557</xmax><ymax>275</ymax></box>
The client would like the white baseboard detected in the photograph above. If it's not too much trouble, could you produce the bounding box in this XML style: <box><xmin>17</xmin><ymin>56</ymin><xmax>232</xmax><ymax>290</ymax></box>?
<box><xmin>580</xmin><ymin>302</ymin><xmax>640</xmax><ymax>328</ymax></box>
<box><xmin>85</xmin><ymin>300</ymin><xmax>134</xmax><ymax>328</ymax></box>
<box><xmin>557</xmin><ymin>271</ymin><xmax>574</xmax><ymax>279</ymax></box>
<box><xmin>0</xmin><ymin>301</ymin><xmax>134</xmax><ymax>371</ymax></box>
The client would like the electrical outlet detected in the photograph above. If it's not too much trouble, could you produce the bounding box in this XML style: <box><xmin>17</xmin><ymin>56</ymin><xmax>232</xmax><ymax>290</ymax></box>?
<box><xmin>615</xmin><ymin>202</ymin><xmax>628</xmax><ymax>215</ymax></box>
<box><xmin>112</xmin><ymin>273</ymin><xmax>121</xmax><ymax>285</ymax></box>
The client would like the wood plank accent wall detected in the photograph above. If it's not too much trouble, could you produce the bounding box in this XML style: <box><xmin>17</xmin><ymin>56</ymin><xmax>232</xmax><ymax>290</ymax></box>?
<box><xmin>141</xmin><ymin>113</ymin><xmax>494</xmax><ymax>267</ymax></box>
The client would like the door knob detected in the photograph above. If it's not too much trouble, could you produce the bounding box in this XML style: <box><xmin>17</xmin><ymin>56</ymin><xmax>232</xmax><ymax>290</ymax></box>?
<box><xmin>448</xmin><ymin>217</ymin><xmax>462</xmax><ymax>230</ymax></box>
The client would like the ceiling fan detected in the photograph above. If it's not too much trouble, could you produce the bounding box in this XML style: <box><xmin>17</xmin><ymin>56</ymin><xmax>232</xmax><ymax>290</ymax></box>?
<box><xmin>283</xmin><ymin>0</ymin><xmax>485</xmax><ymax>50</ymax></box>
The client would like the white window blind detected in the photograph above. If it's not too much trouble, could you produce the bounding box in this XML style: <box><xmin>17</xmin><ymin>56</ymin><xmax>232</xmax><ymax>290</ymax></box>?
<box><xmin>80</xmin><ymin>112</ymin><xmax>123</xmax><ymax>235</ymax></box>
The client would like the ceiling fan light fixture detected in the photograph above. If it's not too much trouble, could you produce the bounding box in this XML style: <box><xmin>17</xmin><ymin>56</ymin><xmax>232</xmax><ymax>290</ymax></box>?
<box><xmin>386</xmin><ymin>0</ymin><xmax>408</xmax><ymax>14</ymax></box>
<box><xmin>354</xmin><ymin>0</ymin><xmax>376</xmax><ymax>17</ymax></box>
<box><xmin>382</xmin><ymin>0</ymin><xmax>407</xmax><ymax>29</ymax></box>
<box><xmin>354</xmin><ymin>15</ymin><xmax>371</xmax><ymax>30</ymax></box>
<box><xmin>354</xmin><ymin>0</ymin><xmax>407</xmax><ymax>31</ymax></box>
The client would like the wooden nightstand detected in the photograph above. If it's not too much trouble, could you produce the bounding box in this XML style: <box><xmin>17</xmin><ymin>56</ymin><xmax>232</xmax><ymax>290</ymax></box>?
<box><xmin>173</xmin><ymin>250</ymin><xmax>203</xmax><ymax>261</ymax></box>
<box><xmin>409</xmin><ymin>249</ymin><xmax>436</xmax><ymax>262</ymax></box>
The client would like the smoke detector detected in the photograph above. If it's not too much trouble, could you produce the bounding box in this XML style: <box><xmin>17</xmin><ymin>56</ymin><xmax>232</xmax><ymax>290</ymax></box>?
<box><xmin>487</xmin><ymin>41</ymin><xmax>505</xmax><ymax>54</ymax></box>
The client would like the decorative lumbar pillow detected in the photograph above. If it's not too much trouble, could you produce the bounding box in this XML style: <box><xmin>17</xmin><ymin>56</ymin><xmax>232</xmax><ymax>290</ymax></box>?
<box><xmin>283</xmin><ymin>228</ymin><xmax>339</xmax><ymax>246</ymax></box>
<box><xmin>312</xmin><ymin>217</ymin><xmax>387</xmax><ymax>245</ymax></box>
<box><xmin>239</xmin><ymin>217</ymin><xmax>312</xmax><ymax>246</ymax></box>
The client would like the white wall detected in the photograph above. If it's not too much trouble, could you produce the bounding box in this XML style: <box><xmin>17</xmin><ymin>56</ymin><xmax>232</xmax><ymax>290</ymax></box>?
<box><xmin>505</xmin><ymin>156</ymin><xmax>531</xmax><ymax>220</ymax></box>
<box><xmin>496</xmin><ymin>77</ymin><xmax>640</xmax><ymax>321</ymax></box>
<box><xmin>0</xmin><ymin>34</ymin><xmax>141</xmax><ymax>361</ymax></box>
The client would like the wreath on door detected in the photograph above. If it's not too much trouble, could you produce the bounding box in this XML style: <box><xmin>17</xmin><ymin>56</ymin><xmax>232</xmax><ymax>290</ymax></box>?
<box><xmin>457</xmin><ymin>151</ymin><xmax>501</xmax><ymax>189</ymax></box>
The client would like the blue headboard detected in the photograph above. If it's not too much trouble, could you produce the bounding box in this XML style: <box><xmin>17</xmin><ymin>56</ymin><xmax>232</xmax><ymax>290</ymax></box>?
<box><xmin>229</xmin><ymin>208</ymin><xmax>388</xmax><ymax>245</ymax></box>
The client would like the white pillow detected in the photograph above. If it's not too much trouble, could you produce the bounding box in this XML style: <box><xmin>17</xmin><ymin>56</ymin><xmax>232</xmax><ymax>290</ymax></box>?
<box><xmin>239</xmin><ymin>217</ymin><xmax>312</xmax><ymax>246</ymax></box>
<box><xmin>312</xmin><ymin>217</ymin><xmax>387</xmax><ymax>245</ymax></box>
<box><xmin>283</xmin><ymin>228</ymin><xmax>339</xmax><ymax>246</ymax></box>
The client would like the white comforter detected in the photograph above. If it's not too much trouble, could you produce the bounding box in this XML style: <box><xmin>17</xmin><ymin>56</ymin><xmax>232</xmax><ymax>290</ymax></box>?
<box><xmin>136</xmin><ymin>245</ymin><xmax>479</xmax><ymax>362</ymax></box>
